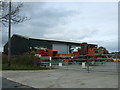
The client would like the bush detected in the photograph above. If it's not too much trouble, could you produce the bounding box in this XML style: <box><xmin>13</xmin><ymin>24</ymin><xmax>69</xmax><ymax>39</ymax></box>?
<box><xmin>2</xmin><ymin>65</ymin><xmax>49</xmax><ymax>70</ymax></box>
<box><xmin>2</xmin><ymin>55</ymin><xmax>38</xmax><ymax>65</ymax></box>
<box><xmin>2</xmin><ymin>55</ymin><xmax>8</xmax><ymax>65</ymax></box>
<box><xmin>11</xmin><ymin>55</ymin><xmax>38</xmax><ymax>66</ymax></box>
<box><xmin>2</xmin><ymin>54</ymin><xmax>43</xmax><ymax>70</ymax></box>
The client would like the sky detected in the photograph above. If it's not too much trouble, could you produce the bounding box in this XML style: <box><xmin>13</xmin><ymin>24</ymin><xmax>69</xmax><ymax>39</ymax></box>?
<box><xmin>1</xmin><ymin>2</ymin><xmax>118</xmax><ymax>52</ymax></box>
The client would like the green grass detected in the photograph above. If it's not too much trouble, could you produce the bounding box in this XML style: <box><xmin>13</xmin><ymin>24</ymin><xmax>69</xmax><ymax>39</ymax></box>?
<box><xmin>0</xmin><ymin>65</ymin><xmax>2</xmax><ymax>70</ymax></box>
<box><xmin>2</xmin><ymin>65</ymin><xmax>49</xmax><ymax>70</ymax></box>
<box><xmin>2</xmin><ymin>54</ymin><xmax>49</xmax><ymax>70</ymax></box>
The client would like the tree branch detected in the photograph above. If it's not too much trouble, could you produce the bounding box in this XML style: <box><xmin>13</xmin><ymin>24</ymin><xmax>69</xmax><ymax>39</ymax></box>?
<box><xmin>1</xmin><ymin>1</ymin><xmax>29</xmax><ymax>26</ymax></box>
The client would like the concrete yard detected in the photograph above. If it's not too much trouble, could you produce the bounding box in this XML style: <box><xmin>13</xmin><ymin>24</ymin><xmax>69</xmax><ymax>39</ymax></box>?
<box><xmin>2</xmin><ymin>77</ymin><xmax>38</xmax><ymax>89</ymax></box>
<box><xmin>2</xmin><ymin>64</ymin><xmax>118</xmax><ymax>88</ymax></box>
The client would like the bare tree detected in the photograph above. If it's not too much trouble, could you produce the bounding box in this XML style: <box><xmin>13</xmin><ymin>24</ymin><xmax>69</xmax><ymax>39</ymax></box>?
<box><xmin>0</xmin><ymin>1</ymin><xmax>28</xmax><ymax>26</ymax></box>
<box><xmin>0</xmin><ymin>1</ymin><xmax>29</xmax><ymax>66</ymax></box>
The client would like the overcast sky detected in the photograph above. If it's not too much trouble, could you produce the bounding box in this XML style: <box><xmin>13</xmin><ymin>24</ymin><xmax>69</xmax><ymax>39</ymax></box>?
<box><xmin>1</xmin><ymin>2</ymin><xmax>118</xmax><ymax>52</ymax></box>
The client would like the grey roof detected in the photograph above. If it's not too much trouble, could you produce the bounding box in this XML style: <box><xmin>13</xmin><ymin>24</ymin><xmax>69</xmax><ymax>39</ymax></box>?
<box><xmin>13</xmin><ymin>34</ymin><xmax>81</xmax><ymax>44</ymax></box>
<box><xmin>13</xmin><ymin>34</ymin><xmax>98</xmax><ymax>46</ymax></box>
<box><xmin>14</xmin><ymin>34</ymin><xmax>29</xmax><ymax>39</ymax></box>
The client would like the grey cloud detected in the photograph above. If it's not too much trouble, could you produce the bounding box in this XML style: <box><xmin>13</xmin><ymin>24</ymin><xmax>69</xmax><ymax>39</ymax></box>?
<box><xmin>21</xmin><ymin>2</ymin><xmax>79</xmax><ymax>29</ymax></box>
<box><xmin>104</xmin><ymin>41</ymin><xmax>118</xmax><ymax>52</ymax></box>
<box><xmin>0</xmin><ymin>47</ymin><xmax>3</xmax><ymax>52</ymax></box>
<box><xmin>86</xmin><ymin>40</ymin><xmax>118</xmax><ymax>52</ymax></box>
<box><xmin>1</xmin><ymin>2</ymin><xmax>117</xmax><ymax>53</ymax></box>
<box><xmin>2</xmin><ymin>34</ymin><xmax>8</xmax><ymax>46</ymax></box>
<box><xmin>43</xmin><ymin>28</ymin><xmax>98</xmax><ymax>41</ymax></box>
<box><xmin>11</xmin><ymin>2</ymin><xmax>80</xmax><ymax>39</ymax></box>
<box><xmin>2</xmin><ymin>31</ymin><xmax>8</xmax><ymax>46</ymax></box>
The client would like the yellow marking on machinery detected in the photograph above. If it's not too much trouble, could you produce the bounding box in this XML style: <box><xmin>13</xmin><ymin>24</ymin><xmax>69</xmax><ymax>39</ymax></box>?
<box><xmin>58</xmin><ymin>53</ymin><xmax>75</xmax><ymax>57</ymax></box>
<box><xmin>112</xmin><ymin>58</ymin><xmax>120</xmax><ymax>62</ymax></box>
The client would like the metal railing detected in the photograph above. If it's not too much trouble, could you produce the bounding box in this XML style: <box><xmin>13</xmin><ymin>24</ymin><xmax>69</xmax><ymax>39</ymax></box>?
<box><xmin>38</xmin><ymin>54</ymin><xmax>119</xmax><ymax>73</ymax></box>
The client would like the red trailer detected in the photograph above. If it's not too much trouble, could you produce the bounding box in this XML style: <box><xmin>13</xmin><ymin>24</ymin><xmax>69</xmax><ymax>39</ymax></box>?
<box><xmin>31</xmin><ymin>48</ymin><xmax>58</xmax><ymax>57</ymax></box>
<box><xmin>72</xmin><ymin>43</ymin><xmax>109</xmax><ymax>62</ymax></box>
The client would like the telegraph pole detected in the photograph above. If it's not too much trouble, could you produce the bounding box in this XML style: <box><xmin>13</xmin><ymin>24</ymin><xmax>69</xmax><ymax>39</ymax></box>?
<box><xmin>8</xmin><ymin>0</ymin><xmax>11</xmax><ymax>66</ymax></box>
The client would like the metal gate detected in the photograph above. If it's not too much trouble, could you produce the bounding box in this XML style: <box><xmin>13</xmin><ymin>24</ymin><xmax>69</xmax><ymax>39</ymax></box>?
<box><xmin>39</xmin><ymin>54</ymin><xmax>119</xmax><ymax>73</ymax></box>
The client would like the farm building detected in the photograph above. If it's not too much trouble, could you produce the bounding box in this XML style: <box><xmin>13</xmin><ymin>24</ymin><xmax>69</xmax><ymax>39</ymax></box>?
<box><xmin>4</xmin><ymin>34</ymin><xmax>82</xmax><ymax>55</ymax></box>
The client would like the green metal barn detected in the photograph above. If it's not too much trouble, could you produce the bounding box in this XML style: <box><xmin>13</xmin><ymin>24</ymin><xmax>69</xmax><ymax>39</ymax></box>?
<box><xmin>4</xmin><ymin>34</ymin><xmax>81</xmax><ymax>55</ymax></box>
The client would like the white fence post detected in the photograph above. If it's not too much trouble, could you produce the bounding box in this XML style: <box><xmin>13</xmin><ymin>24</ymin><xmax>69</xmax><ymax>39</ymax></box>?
<box><xmin>49</xmin><ymin>57</ymin><xmax>52</xmax><ymax>69</ymax></box>
<box><xmin>59</xmin><ymin>62</ymin><xmax>62</xmax><ymax>67</ymax></box>
<box><xmin>82</xmin><ymin>62</ymin><xmax>86</xmax><ymax>69</ymax></box>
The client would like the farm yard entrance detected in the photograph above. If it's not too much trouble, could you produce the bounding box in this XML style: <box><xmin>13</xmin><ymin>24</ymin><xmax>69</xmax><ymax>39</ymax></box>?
<box><xmin>39</xmin><ymin>54</ymin><xmax>119</xmax><ymax>73</ymax></box>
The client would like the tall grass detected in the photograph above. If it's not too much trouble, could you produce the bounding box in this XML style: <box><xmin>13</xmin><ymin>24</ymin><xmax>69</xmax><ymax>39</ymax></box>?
<box><xmin>2</xmin><ymin>54</ymin><xmax>48</xmax><ymax>70</ymax></box>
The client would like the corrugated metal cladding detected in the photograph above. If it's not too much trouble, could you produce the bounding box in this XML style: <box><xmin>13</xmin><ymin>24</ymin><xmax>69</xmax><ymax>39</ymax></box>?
<box><xmin>4</xmin><ymin>35</ymin><xmax>29</xmax><ymax>55</ymax></box>
<box><xmin>52</xmin><ymin>43</ymin><xmax>69</xmax><ymax>54</ymax></box>
<box><xmin>29</xmin><ymin>39</ymin><xmax>52</xmax><ymax>49</ymax></box>
<box><xmin>4</xmin><ymin>34</ymin><xmax>80</xmax><ymax>55</ymax></box>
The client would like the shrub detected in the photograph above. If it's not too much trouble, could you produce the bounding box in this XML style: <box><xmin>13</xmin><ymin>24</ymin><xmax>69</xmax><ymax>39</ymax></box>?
<box><xmin>2</xmin><ymin>54</ymin><xmax>39</xmax><ymax>67</ymax></box>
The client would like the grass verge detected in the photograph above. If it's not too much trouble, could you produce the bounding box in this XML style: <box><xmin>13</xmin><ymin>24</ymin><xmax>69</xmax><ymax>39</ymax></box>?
<box><xmin>2</xmin><ymin>65</ymin><xmax>49</xmax><ymax>70</ymax></box>
<box><xmin>2</xmin><ymin>54</ymin><xmax>50</xmax><ymax>70</ymax></box>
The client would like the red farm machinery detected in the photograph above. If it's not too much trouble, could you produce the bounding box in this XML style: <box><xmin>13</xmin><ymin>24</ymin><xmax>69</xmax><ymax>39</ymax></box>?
<box><xmin>72</xmin><ymin>43</ymin><xmax>109</xmax><ymax>62</ymax></box>
<box><xmin>30</xmin><ymin>43</ymin><xmax>109</xmax><ymax>66</ymax></box>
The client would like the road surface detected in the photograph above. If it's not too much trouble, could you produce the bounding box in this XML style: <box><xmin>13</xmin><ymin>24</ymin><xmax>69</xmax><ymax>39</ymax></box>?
<box><xmin>2</xmin><ymin>77</ymin><xmax>38</xmax><ymax>89</ymax></box>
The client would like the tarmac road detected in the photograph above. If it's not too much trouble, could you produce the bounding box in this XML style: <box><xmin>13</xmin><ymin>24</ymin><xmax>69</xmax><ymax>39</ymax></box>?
<box><xmin>2</xmin><ymin>69</ymin><xmax>118</xmax><ymax>88</ymax></box>
<box><xmin>2</xmin><ymin>77</ymin><xmax>38</xmax><ymax>89</ymax></box>
<box><xmin>2</xmin><ymin>62</ymin><xmax>119</xmax><ymax>88</ymax></box>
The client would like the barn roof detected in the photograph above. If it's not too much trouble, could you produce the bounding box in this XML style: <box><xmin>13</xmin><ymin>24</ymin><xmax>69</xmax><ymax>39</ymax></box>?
<box><xmin>13</xmin><ymin>34</ymin><xmax>97</xmax><ymax>46</ymax></box>
<box><xmin>13</xmin><ymin>34</ymin><xmax>81</xmax><ymax>44</ymax></box>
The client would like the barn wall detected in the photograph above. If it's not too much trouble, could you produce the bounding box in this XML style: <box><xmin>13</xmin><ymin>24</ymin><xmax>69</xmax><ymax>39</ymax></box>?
<box><xmin>4</xmin><ymin>34</ymin><xmax>80</xmax><ymax>55</ymax></box>
<box><xmin>29</xmin><ymin>39</ymin><xmax>52</xmax><ymax>49</ymax></box>
<box><xmin>3</xmin><ymin>42</ymin><xmax>8</xmax><ymax>54</ymax></box>
<box><xmin>4</xmin><ymin>35</ymin><xmax>29</xmax><ymax>55</ymax></box>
